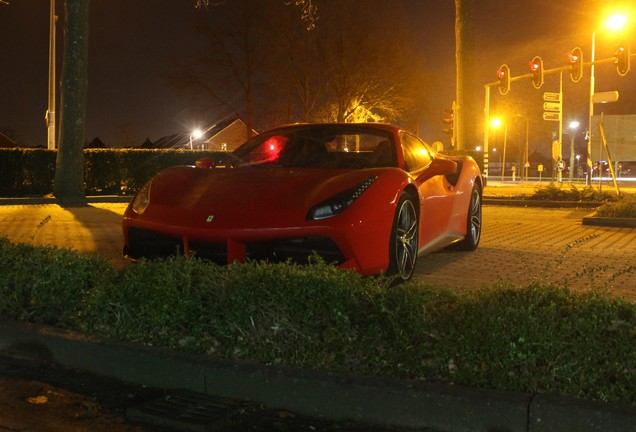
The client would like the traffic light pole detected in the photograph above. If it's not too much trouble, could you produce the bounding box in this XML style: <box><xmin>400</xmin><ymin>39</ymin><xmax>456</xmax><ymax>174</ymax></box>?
<box><xmin>485</xmin><ymin>52</ymin><xmax>625</xmax><ymax>187</ymax></box>
<box><xmin>483</xmin><ymin>85</ymin><xmax>490</xmax><ymax>182</ymax></box>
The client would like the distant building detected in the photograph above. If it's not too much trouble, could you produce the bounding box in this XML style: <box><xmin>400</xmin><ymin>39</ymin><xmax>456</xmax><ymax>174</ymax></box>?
<box><xmin>146</xmin><ymin>118</ymin><xmax>255</xmax><ymax>151</ymax></box>
<box><xmin>590</xmin><ymin>114</ymin><xmax>636</xmax><ymax>162</ymax></box>
<box><xmin>200</xmin><ymin>118</ymin><xmax>255</xmax><ymax>152</ymax></box>
<box><xmin>85</xmin><ymin>137</ymin><xmax>107</xmax><ymax>149</ymax></box>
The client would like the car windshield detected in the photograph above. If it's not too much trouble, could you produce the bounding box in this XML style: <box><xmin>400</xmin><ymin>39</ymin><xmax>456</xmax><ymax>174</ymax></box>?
<box><xmin>225</xmin><ymin>126</ymin><xmax>396</xmax><ymax>169</ymax></box>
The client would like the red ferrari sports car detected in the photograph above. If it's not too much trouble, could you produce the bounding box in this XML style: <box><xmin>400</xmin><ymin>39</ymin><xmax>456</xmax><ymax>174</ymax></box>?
<box><xmin>123</xmin><ymin>123</ymin><xmax>482</xmax><ymax>281</ymax></box>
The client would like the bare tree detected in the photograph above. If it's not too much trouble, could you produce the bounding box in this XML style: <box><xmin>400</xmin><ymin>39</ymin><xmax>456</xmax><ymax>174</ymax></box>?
<box><xmin>53</xmin><ymin>0</ymin><xmax>90</xmax><ymax>203</ymax></box>
<box><xmin>183</xmin><ymin>0</ymin><xmax>428</xmax><ymax>131</ymax></box>
<box><xmin>195</xmin><ymin>0</ymin><xmax>318</xmax><ymax>29</ymax></box>
<box><xmin>308</xmin><ymin>1</ymin><xmax>428</xmax><ymax>125</ymax></box>
<box><xmin>175</xmin><ymin>0</ymin><xmax>281</xmax><ymax>137</ymax></box>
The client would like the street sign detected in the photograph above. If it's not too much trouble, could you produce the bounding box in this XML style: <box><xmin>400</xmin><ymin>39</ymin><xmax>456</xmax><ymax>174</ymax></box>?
<box><xmin>551</xmin><ymin>141</ymin><xmax>561</xmax><ymax>160</ymax></box>
<box><xmin>592</xmin><ymin>91</ymin><xmax>620</xmax><ymax>104</ymax></box>
<box><xmin>543</xmin><ymin>92</ymin><xmax>560</xmax><ymax>102</ymax></box>
<box><xmin>543</xmin><ymin>112</ymin><xmax>561</xmax><ymax>122</ymax></box>
<box><xmin>557</xmin><ymin>159</ymin><xmax>566</xmax><ymax>171</ymax></box>
<box><xmin>543</xmin><ymin>102</ymin><xmax>561</xmax><ymax>111</ymax></box>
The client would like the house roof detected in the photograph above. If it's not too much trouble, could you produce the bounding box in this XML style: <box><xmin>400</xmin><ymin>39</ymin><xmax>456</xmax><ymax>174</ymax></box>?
<box><xmin>146</xmin><ymin>118</ymin><xmax>248</xmax><ymax>149</ymax></box>
<box><xmin>85</xmin><ymin>137</ymin><xmax>107</xmax><ymax>149</ymax></box>
<box><xmin>0</xmin><ymin>131</ymin><xmax>17</xmax><ymax>148</ymax></box>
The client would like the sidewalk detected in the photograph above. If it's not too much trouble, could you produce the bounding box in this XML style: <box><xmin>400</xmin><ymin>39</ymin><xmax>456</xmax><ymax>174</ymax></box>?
<box><xmin>2</xmin><ymin>319</ymin><xmax>635</xmax><ymax>432</ymax></box>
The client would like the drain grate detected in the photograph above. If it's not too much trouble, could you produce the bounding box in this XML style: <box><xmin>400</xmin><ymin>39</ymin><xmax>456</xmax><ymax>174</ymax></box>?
<box><xmin>127</xmin><ymin>389</ymin><xmax>249</xmax><ymax>432</ymax></box>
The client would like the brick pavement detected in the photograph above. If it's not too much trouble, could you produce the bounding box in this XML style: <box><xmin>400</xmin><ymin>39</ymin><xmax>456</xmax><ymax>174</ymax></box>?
<box><xmin>417</xmin><ymin>206</ymin><xmax>636</xmax><ymax>301</ymax></box>
<box><xmin>0</xmin><ymin>203</ymin><xmax>128</xmax><ymax>266</ymax></box>
<box><xmin>0</xmin><ymin>203</ymin><xmax>635</xmax><ymax>301</ymax></box>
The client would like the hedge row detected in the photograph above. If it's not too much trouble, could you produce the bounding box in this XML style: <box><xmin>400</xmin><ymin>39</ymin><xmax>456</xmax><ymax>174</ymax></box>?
<box><xmin>0</xmin><ymin>238</ymin><xmax>634</xmax><ymax>406</ymax></box>
<box><xmin>0</xmin><ymin>148</ymin><xmax>225</xmax><ymax>197</ymax></box>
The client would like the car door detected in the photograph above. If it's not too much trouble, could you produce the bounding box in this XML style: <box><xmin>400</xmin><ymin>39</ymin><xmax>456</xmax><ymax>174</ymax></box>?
<box><xmin>399</xmin><ymin>132</ymin><xmax>459</xmax><ymax>253</ymax></box>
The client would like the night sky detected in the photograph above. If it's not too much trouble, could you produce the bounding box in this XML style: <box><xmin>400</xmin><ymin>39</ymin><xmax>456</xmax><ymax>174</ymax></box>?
<box><xmin>1</xmin><ymin>0</ymin><xmax>634</xmax><ymax>151</ymax></box>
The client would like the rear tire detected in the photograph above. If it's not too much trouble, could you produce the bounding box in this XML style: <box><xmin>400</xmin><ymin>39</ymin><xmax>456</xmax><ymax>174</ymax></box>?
<box><xmin>454</xmin><ymin>183</ymin><xmax>482</xmax><ymax>251</ymax></box>
<box><xmin>387</xmin><ymin>192</ymin><xmax>419</xmax><ymax>282</ymax></box>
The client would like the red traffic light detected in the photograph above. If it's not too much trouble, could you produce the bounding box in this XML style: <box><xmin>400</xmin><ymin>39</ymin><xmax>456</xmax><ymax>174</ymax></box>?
<box><xmin>497</xmin><ymin>65</ymin><xmax>510</xmax><ymax>95</ymax></box>
<box><xmin>615</xmin><ymin>40</ymin><xmax>630</xmax><ymax>76</ymax></box>
<box><xmin>529</xmin><ymin>56</ymin><xmax>543</xmax><ymax>89</ymax></box>
<box><xmin>568</xmin><ymin>47</ymin><xmax>583</xmax><ymax>82</ymax></box>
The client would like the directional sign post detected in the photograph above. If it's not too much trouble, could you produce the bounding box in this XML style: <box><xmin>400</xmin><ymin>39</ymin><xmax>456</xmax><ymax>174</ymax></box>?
<box><xmin>543</xmin><ymin>102</ymin><xmax>561</xmax><ymax>111</ymax></box>
<box><xmin>543</xmin><ymin>112</ymin><xmax>561</xmax><ymax>122</ymax></box>
<box><xmin>543</xmin><ymin>92</ymin><xmax>560</xmax><ymax>102</ymax></box>
<box><xmin>543</xmin><ymin>92</ymin><xmax>561</xmax><ymax>124</ymax></box>
<box><xmin>543</xmin><ymin>92</ymin><xmax>561</xmax><ymax>122</ymax></box>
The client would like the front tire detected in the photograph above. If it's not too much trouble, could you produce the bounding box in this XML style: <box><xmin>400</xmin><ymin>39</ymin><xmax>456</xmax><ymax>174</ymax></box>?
<box><xmin>388</xmin><ymin>192</ymin><xmax>419</xmax><ymax>282</ymax></box>
<box><xmin>454</xmin><ymin>183</ymin><xmax>482</xmax><ymax>251</ymax></box>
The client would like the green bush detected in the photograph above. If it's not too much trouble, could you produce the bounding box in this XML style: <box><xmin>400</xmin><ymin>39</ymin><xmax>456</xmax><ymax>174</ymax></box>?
<box><xmin>596</xmin><ymin>194</ymin><xmax>636</xmax><ymax>218</ymax></box>
<box><xmin>0</xmin><ymin>238</ymin><xmax>110</xmax><ymax>326</ymax></box>
<box><xmin>530</xmin><ymin>184</ymin><xmax>617</xmax><ymax>202</ymax></box>
<box><xmin>0</xmin><ymin>148</ymin><xmax>225</xmax><ymax>197</ymax></box>
<box><xmin>0</xmin><ymin>238</ymin><xmax>634</xmax><ymax>406</ymax></box>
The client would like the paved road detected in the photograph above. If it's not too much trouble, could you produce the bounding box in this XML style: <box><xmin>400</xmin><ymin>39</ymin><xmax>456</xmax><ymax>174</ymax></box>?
<box><xmin>1</xmin><ymin>202</ymin><xmax>635</xmax><ymax>301</ymax></box>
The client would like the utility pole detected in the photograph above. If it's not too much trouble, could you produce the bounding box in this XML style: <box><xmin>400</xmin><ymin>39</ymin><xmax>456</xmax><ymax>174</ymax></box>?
<box><xmin>47</xmin><ymin>0</ymin><xmax>57</xmax><ymax>150</ymax></box>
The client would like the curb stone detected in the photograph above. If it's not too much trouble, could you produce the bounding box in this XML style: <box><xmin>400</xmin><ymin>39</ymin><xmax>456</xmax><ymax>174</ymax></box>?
<box><xmin>0</xmin><ymin>196</ymin><xmax>131</xmax><ymax>206</ymax></box>
<box><xmin>1</xmin><ymin>319</ymin><xmax>635</xmax><ymax>432</ymax></box>
<box><xmin>581</xmin><ymin>216</ymin><xmax>636</xmax><ymax>228</ymax></box>
<box><xmin>483</xmin><ymin>198</ymin><xmax>602</xmax><ymax>209</ymax></box>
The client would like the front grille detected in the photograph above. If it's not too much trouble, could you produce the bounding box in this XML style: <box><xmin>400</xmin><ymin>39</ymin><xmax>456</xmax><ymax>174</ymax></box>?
<box><xmin>246</xmin><ymin>236</ymin><xmax>344</xmax><ymax>265</ymax></box>
<box><xmin>126</xmin><ymin>229</ymin><xmax>344</xmax><ymax>267</ymax></box>
<box><xmin>188</xmin><ymin>241</ymin><xmax>227</xmax><ymax>264</ymax></box>
<box><xmin>125</xmin><ymin>227</ymin><xmax>183</xmax><ymax>259</ymax></box>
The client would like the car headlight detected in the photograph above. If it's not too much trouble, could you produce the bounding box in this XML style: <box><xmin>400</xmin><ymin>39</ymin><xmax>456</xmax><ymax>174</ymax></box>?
<box><xmin>308</xmin><ymin>176</ymin><xmax>377</xmax><ymax>220</ymax></box>
<box><xmin>131</xmin><ymin>182</ymin><xmax>151</xmax><ymax>215</ymax></box>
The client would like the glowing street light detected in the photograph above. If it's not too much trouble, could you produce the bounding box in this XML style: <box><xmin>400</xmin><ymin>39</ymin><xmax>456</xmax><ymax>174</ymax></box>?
<box><xmin>190</xmin><ymin>129</ymin><xmax>203</xmax><ymax>150</ymax></box>
<box><xmin>607</xmin><ymin>13</ymin><xmax>628</xmax><ymax>30</ymax></box>
<box><xmin>588</xmin><ymin>12</ymin><xmax>629</xmax><ymax>184</ymax></box>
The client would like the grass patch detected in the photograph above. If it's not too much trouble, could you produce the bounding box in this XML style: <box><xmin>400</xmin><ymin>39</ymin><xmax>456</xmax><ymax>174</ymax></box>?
<box><xmin>0</xmin><ymin>238</ymin><xmax>634</xmax><ymax>406</ymax></box>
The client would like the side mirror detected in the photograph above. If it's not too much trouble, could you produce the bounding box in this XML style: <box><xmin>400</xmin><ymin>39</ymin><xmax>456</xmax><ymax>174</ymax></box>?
<box><xmin>195</xmin><ymin>157</ymin><xmax>215</xmax><ymax>169</ymax></box>
<box><xmin>416</xmin><ymin>157</ymin><xmax>457</xmax><ymax>183</ymax></box>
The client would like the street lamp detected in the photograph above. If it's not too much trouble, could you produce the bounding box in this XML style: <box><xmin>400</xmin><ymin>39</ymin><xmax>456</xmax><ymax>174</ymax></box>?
<box><xmin>189</xmin><ymin>129</ymin><xmax>203</xmax><ymax>150</ymax></box>
<box><xmin>491</xmin><ymin>119</ymin><xmax>508</xmax><ymax>180</ymax></box>
<box><xmin>491</xmin><ymin>117</ymin><xmax>523</xmax><ymax>181</ymax></box>
<box><xmin>512</xmin><ymin>114</ymin><xmax>529</xmax><ymax>181</ymax></box>
<box><xmin>567</xmin><ymin>121</ymin><xmax>580</xmax><ymax>182</ymax></box>
<box><xmin>47</xmin><ymin>0</ymin><xmax>57</xmax><ymax>150</ymax></box>
<box><xmin>588</xmin><ymin>12</ymin><xmax>628</xmax><ymax>184</ymax></box>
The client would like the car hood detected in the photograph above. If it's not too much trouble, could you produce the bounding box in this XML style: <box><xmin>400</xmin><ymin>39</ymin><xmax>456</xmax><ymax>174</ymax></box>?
<box><xmin>144</xmin><ymin>166</ymin><xmax>386</xmax><ymax>227</ymax></box>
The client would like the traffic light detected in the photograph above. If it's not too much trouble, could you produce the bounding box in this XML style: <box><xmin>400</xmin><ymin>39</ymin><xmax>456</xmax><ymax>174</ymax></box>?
<box><xmin>497</xmin><ymin>65</ymin><xmax>510</xmax><ymax>95</ymax></box>
<box><xmin>442</xmin><ymin>107</ymin><xmax>454</xmax><ymax>136</ymax></box>
<box><xmin>529</xmin><ymin>56</ymin><xmax>543</xmax><ymax>89</ymax></box>
<box><xmin>569</xmin><ymin>47</ymin><xmax>583</xmax><ymax>82</ymax></box>
<box><xmin>615</xmin><ymin>40</ymin><xmax>630</xmax><ymax>76</ymax></box>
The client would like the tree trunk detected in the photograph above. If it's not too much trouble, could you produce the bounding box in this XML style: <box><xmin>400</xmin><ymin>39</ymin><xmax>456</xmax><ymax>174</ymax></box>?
<box><xmin>53</xmin><ymin>0</ymin><xmax>90</xmax><ymax>204</ymax></box>
<box><xmin>455</xmin><ymin>0</ymin><xmax>477</xmax><ymax>151</ymax></box>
